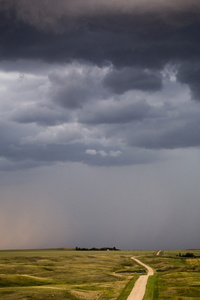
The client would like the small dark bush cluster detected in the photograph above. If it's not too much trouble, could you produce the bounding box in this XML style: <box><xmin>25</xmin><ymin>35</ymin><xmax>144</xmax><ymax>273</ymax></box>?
<box><xmin>178</xmin><ymin>252</ymin><xmax>196</xmax><ymax>258</ymax></box>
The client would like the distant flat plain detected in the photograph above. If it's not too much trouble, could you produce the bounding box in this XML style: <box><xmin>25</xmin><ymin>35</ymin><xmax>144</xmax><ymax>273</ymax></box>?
<box><xmin>0</xmin><ymin>249</ymin><xmax>200</xmax><ymax>299</ymax></box>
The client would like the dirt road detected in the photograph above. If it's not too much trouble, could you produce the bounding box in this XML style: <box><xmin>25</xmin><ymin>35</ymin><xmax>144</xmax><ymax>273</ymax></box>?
<box><xmin>127</xmin><ymin>257</ymin><xmax>154</xmax><ymax>300</ymax></box>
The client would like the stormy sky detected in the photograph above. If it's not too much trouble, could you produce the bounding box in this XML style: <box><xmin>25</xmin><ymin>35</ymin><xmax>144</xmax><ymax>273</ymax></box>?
<box><xmin>0</xmin><ymin>0</ymin><xmax>200</xmax><ymax>250</ymax></box>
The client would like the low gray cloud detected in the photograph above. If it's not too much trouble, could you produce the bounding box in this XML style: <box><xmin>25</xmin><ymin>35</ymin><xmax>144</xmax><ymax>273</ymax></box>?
<box><xmin>130</xmin><ymin>119</ymin><xmax>200</xmax><ymax>150</ymax></box>
<box><xmin>0</xmin><ymin>60</ymin><xmax>199</xmax><ymax>170</ymax></box>
<box><xmin>0</xmin><ymin>140</ymin><xmax>158</xmax><ymax>171</ymax></box>
<box><xmin>80</xmin><ymin>100</ymin><xmax>152</xmax><ymax>124</ymax></box>
<box><xmin>13</xmin><ymin>104</ymin><xmax>69</xmax><ymax>126</ymax></box>
<box><xmin>0</xmin><ymin>125</ymin><xmax>19</xmax><ymax>158</ymax></box>
<box><xmin>48</xmin><ymin>66</ymin><xmax>105</xmax><ymax>109</ymax></box>
<box><xmin>103</xmin><ymin>68</ymin><xmax>163</xmax><ymax>94</ymax></box>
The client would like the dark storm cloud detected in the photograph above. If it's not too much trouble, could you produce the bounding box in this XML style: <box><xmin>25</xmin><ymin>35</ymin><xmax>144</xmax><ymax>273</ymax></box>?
<box><xmin>1</xmin><ymin>0</ymin><xmax>200</xmax><ymax>30</ymax></box>
<box><xmin>0</xmin><ymin>59</ymin><xmax>54</xmax><ymax>75</ymax></box>
<box><xmin>0</xmin><ymin>1</ymin><xmax>200</xmax><ymax>101</ymax></box>
<box><xmin>103</xmin><ymin>68</ymin><xmax>163</xmax><ymax>94</ymax></box>
<box><xmin>95</xmin><ymin>98</ymin><xmax>200</xmax><ymax>151</ymax></box>
<box><xmin>177</xmin><ymin>62</ymin><xmax>200</xmax><ymax>101</ymax></box>
<box><xmin>0</xmin><ymin>2</ymin><xmax>200</xmax><ymax>71</ymax></box>
<box><xmin>0</xmin><ymin>0</ymin><xmax>200</xmax><ymax>169</ymax></box>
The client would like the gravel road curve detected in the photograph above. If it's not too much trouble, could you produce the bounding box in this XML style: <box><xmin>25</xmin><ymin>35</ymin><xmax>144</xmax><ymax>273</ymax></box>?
<box><xmin>127</xmin><ymin>257</ymin><xmax>154</xmax><ymax>300</ymax></box>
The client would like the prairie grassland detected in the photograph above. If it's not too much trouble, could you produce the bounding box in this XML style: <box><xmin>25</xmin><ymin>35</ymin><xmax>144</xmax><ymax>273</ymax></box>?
<box><xmin>143</xmin><ymin>249</ymin><xmax>200</xmax><ymax>300</ymax></box>
<box><xmin>0</xmin><ymin>249</ymin><xmax>200</xmax><ymax>299</ymax></box>
<box><xmin>0</xmin><ymin>249</ymin><xmax>143</xmax><ymax>300</ymax></box>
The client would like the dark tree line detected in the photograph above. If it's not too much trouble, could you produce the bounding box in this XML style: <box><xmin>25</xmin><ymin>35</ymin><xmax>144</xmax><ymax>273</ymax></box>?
<box><xmin>75</xmin><ymin>247</ymin><xmax>119</xmax><ymax>251</ymax></box>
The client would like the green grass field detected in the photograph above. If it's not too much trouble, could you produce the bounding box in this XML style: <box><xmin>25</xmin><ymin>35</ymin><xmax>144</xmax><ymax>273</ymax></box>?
<box><xmin>143</xmin><ymin>250</ymin><xmax>200</xmax><ymax>300</ymax></box>
<box><xmin>0</xmin><ymin>249</ymin><xmax>143</xmax><ymax>299</ymax></box>
<box><xmin>0</xmin><ymin>249</ymin><xmax>199</xmax><ymax>299</ymax></box>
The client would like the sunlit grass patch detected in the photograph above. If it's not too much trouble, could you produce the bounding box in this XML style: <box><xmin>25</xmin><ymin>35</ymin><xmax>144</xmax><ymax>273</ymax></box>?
<box><xmin>143</xmin><ymin>275</ymin><xmax>158</xmax><ymax>300</ymax></box>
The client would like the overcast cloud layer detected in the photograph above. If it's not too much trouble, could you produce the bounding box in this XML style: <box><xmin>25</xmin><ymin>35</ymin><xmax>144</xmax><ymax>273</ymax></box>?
<box><xmin>0</xmin><ymin>0</ymin><xmax>200</xmax><ymax>250</ymax></box>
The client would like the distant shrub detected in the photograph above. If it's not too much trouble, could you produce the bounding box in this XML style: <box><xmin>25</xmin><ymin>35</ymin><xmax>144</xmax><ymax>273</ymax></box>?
<box><xmin>178</xmin><ymin>252</ymin><xmax>196</xmax><ymax>258</ymax></box>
